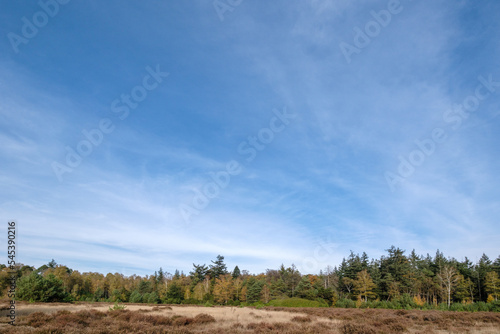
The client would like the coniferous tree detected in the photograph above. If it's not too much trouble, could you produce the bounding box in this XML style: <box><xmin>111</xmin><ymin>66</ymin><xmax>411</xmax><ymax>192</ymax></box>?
<box><xmin>295</xmin><ymin>276</ymin><xmax>316</xmax><ymax>299</ymax></box>
<box><xmin>246</xmin><ymin>279</ymin><xmax>263</xmax><ymax>303</ymax></box>
<box><xmin>190</xmin><ymin>264</ymin><xmax>209</xmax><ymax>284</ymax></box>
<box><xmin>232</xmin><ymin>265</ymin><xmax>241</xmax><ymax>279</ymax></box>
<box><xmin>493</xmin><ymin>256</ymin><xmax>500</xmax><ymax>276</ymax></box>
<box><xmin>165</xmin><ymin>281</ymin><xmax>183</xmax><ymax>303</ymax></box>
<box><xmin>209</xmin><ymin>255</ymin><xmax>228</xmax><ymax>279</ymax></box>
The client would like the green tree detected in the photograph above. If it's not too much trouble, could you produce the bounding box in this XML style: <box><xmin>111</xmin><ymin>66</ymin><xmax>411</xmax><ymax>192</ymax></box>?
<box><xmin>246</xmin><ymin>279</ymin><xmax>263</xmax><ymax>303</ymax></box>
<box><xmin>48</xmin><ymin>259</ymin><xmax>57</xmax><ymax>269</ymax></box>
<box><xmin>380</xmin><ymin>246</ymin><xmax>411</xmax><ymax>292</ymax></box>
<box><xmin>270</xmin><ymin>277</ymin><xmax>287</xmax><ymax>299</ymax></box>
<box><xmin>17</xmin><ymin>272</ymin><xmax>69</xmax><ymax>302</ymax></box>
<box><xmin>295</xmin><ymin>276</ymin><xmax>316</xmax><ymax>300</ymax></box>
<box><xmin>166</xmin><ymin>281</ymin><xmax>183</xmax><ymax>303</ymax></box>
<box><xmin>190</xmin><ymin>263</ymin><xmax>209</xmax><ymax>285</ymax></box>
<box><xmin>209</xmin><ymin>255</ymin><xmax>228</xmax><ymax>279</ymax></box>
<box><xmin>493</xmin><ymin>256</ymin><xmax>500</xmax><ymax>276</ymax></box>
<box><xmin>232</xmin><ymin>265</ymin><xmax>241</xmax><ymax>279</ymax></box>
<box><xmin>138</xmin><ymin>280</ymin><xmax>152</xmax><ymax>294</ymax></box>
<box><xmin>129</xmin><ymin>290</ymin><xmax>142</xmax><ymax>303</ymax></box>
<box><xmin>144</xmin><ymin>291</ymin><xmax>159</xmax><ymax>304</ymax></box>
<box><xmin>477</xmin><ymin>254</ymin><xmax>492</xmax><ymax>301</ymax></box>
<box><xmin>279</xmin><ymin>264</ymin><xmax>301</xmax><ymax>297</ymax></box>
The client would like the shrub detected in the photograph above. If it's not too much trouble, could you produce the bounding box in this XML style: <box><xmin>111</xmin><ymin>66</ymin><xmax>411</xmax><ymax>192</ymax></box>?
<box><xmin>291</xmin><ymin>315</ymin><xmax>312</xmax><ymax>322</ymax></box>
<box><xmin>399</xmin><ymin>293</ymin><xmax>416</xmax><ymax>309</ymax></box>
<box><xmin>109</xmin><ymin>302</ymin><xmax>126</xmax><ymax>311</ymax></box>
<box><xmin>475</xmin><ymin>301</ymin><xmax>491</xmax><ymax>312</ymax></box>
<box><xmin>267</xmin><ymin>297</ymin><xmax>325</xmax><ymax>307</ymax></box>
<box><xmin>25</xmin><ymin>312</ymin><xmax>53</xmax><ymax>327</ymax></box>
<box><xmin>172</xmin><ymin>316</ymin><xmax>192</xmax><ymax>326</ymax></box>
<box><xmin>490</xmin><ymin>300</ymin><xmax>500</xmax><ymax>312</ymax></box>
<box><xmin>335</xmin><ymin>298</ymin><xmax>356</xmax><ymax>308</ymax></box>
<box><xmin>450</xmin><ymin>303</ymin><xmax>465</xmax><ymax>312</ymax></box>
<box><xmin>341</xmin><ymin>323</ymin><xmax>376</xmax><ymax>334</ymax></box>
<box><xmin>193</xmin><ymin>313</ymin><xmax>216</xmax><ymax>324</ymax></box>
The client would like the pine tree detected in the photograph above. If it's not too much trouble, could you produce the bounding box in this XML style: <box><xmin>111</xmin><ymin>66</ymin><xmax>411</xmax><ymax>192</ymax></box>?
<box><xmin>477</xmin><ymin>254</ymin><xmax>493</xmax><ymax>301</ymax></box>
<box><xmin>190</xmin><ymin>264</ymin><xmax>208</xmax><ymax>284</ymax></box>
<box><xmin>166</xmin><ymin>281</ymin><xmax>183</xmax><ymax>303</ymax></box>
<box><xmin>209</xmin><ymin>255</ymin><xmax>228</xmax><ymax>279</ymax></box>
<box><xmin>492</xmin><ymin>256</ymin><xmax>500</xmax><ymax>276</ymax></box>
<box><xmin>232</xmin><ymin>265</ymin><xmax>241</xmax><ymax>279</ymax></box>
<box><xmin>270</xmin><ymin>277</ymin><xmax>287</xmax><ymax>299</ymax></box>
<box><xmin>295</xmin><ymin>276</ymin><xmax>316</xmax><ymax>299</ymax></box>
<box><xmin>246</xmin><ymin>280</ymin><xmax>263</xmax><ymax>303</ymax></box>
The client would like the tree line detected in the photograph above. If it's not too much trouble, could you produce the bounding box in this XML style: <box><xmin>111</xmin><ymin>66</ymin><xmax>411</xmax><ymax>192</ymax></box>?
<box><xmin>1</xmin><ymin>247</ymin><xmax>499</xmax><ymax>311</ymax></box>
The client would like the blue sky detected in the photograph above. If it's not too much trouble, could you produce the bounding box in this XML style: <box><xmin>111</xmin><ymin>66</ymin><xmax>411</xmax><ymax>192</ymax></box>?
<box><xmin>1</xmin><ymin>0</ymin><xmax>499</xmax><ymax>276</ymax></box>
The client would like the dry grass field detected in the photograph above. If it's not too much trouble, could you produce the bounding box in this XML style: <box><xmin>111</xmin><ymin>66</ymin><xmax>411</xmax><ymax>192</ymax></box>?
<box><xmin>0</xmin><ymin>302</ymin><xmax>499</xmax><ymax>333</ymax></box>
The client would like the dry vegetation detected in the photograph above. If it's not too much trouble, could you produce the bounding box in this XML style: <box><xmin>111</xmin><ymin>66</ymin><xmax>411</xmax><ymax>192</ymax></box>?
<box><xmin>0</xmin><ymin>302</ymin><xmax>499</xmax><ymax>333</ymax></box>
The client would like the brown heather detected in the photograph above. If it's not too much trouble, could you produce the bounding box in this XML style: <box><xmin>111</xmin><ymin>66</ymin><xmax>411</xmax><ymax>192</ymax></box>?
<box><xmin>0</xmin><ymin>302</ymin><xmax>499</xmax><ymax>333</ymax></box>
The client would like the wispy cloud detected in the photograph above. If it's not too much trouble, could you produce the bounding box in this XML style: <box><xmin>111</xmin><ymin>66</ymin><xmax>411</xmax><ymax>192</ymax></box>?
<box><xmin>1</xmin><ymin>1</ymin><xmax>499</xmax><ymax>275</ymax></box>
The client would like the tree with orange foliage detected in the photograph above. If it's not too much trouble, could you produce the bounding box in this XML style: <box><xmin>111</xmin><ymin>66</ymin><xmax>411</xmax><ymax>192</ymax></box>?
<box><xmin>213</xmin><ymin>274</ymin><xmax>234</xmax><ymax>304</ymax></box>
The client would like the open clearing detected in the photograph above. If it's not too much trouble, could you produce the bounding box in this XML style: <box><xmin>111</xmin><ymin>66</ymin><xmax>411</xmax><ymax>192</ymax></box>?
<box><xmin>0</xmin><ymin>302</ymin><xmax>499</xmax><ymax>333</ymax></box>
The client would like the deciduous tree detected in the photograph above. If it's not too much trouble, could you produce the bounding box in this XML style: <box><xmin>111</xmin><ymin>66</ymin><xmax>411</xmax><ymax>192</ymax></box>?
<box><xmin>353</xmin><ymin>270</ymin><xmax>377</xmax><ymax>302</ymax></box>
<box><xmin>213</xmin><ymin>274</ymin><xmax>233</xmax><ymax>304</ymax></box>
<box><xmin>437</xmin><ymin>265</ymin><xmax>459</xmax><ymax>308</ymax></box>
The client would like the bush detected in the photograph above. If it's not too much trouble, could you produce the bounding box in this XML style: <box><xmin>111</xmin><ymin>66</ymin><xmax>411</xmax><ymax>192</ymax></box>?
<box><xmin>341</xmin><ymin>323</ymin><xmax>376</xmax><ymax>334</ymax></box>
<box><xmin>450</xmin><ymin>303</ymin><xmax>465</xmax><ymax>312</ymax></box>
<box><xmin>267</xmin><ymin>297</ymin><xmax>326</xmax><ymax>307</ymax></box>
<box><xmin>109</xmin><ymin>302</ymin><xmax>126</xmax><ymax>311</ymax></box>
<box><xmin>182</xmin><ymin>298</ymin><xmax>203</xmax><ymax>305</ymax></box>
<box><xmin>227</xmin><ymin>300</ymin><xmax>241</xmax><ymax>306</ymax></box>
<box><xmin>475</xmin><ymin>301</ymin><xmax>492</xmax><ymax>312</ymax></box>
<box><xmin>438</xmin><ymin>302</ymin><xmax>449</xmax><ymax>311</ymax></box>
<box><xmin>335</xmin><ymin>298</ymin><xmax>356</xmax><ymax>308</ymax></box>
<box><xmin>398</xmin><ymin>293</ymin><xmax>416</xmax><ymax>309</ymax></box>
<box><xmin>490</xmin><ymin>300</ymin><xmax>500</xmax><ymax>312</ymax></box>
<box><xmin>193</xmin><ymin>313</ymin><xmax>216</xmax><ymax>324</ymax></box>
<box><xmin>291</xmin><ymin>315</ymin><xmax>312</xmax><ymax>322</ymax></box>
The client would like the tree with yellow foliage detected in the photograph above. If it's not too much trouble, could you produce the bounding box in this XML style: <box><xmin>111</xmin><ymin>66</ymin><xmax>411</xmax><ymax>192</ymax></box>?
<box><xmin>353</xmin><ymin>270</ymin><xmax>377</xmax><ymax>302</ymax></box>
<box><xmin>213</xmin><ymin>274</ymin><xmax>234</xmax><ymax>304</ymax></box>
<box><xmin>484</xmin><ymin>271</ymin><xmax>499</xmax><ymax>301</ymax></box>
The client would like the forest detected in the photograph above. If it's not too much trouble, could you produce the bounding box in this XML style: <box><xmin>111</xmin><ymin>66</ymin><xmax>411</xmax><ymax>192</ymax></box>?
<box><xmin>2</xmin><ymin>247</ymin><xmax>500</xmax><ymax>312</ymax></box>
